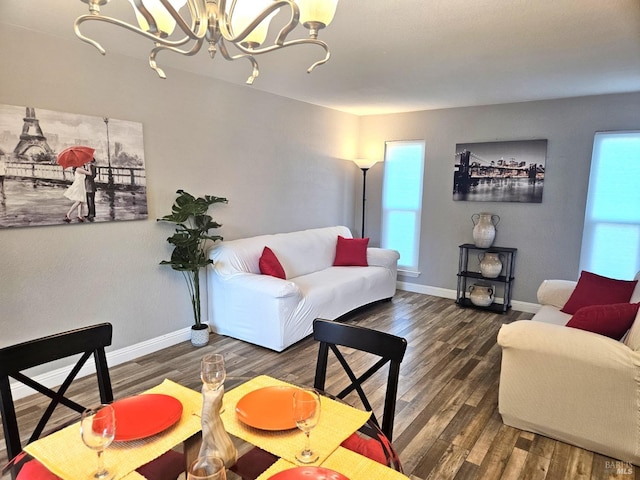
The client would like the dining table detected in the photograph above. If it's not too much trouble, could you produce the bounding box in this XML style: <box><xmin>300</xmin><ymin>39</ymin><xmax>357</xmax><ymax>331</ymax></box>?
<box><xmin>1</xmin><ymin>375</ymin><xmax>410</xmax><ymax>480</ymax></box>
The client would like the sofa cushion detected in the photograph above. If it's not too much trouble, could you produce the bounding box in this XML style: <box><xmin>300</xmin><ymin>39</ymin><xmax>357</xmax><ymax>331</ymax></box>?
<box><xmin>566</xmin><ymin>303</ymin><xmax>640</xmax><ymax>340</ymax></box>
<box><xmin>259</xmin><ymin>247</ymin><xmax>286</xmax><ymax>279</ymax></box>
<box><xmin>334</xmin><ymin>236</ymin><xmax>369</xmax><ymax>266</ymax></box>
<box><xmin>560</xmin><ymin>271</ymin><xmax>638</xmax><ymax>314</ymax></box>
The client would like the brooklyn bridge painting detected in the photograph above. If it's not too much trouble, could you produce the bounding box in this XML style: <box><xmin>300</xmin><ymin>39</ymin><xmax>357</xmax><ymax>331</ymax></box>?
<box><xmin>0</xmin><ymin>104</ymin><xmax>147</xmax><ymax>228</ymax></box>
<box><xmin>453</xmin><ymin>139</ymin><xmax>547</xmax><ymax>203</ymax></box>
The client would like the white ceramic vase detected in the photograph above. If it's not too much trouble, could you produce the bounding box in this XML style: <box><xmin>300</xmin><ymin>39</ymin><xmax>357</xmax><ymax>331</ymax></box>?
<box><xmin>479</xmin><ymin>252</ymin><xmax>504</xmax><ymax>278</ymax></box>
<box><xmin>191</xmin><ymin>324</ymin><xmax>210</xmax><ymax>347</ymax></box>
<box><xmin>469</xmin><ymin>284</ymin><xmax>494</xmax><ymax>307</ymax></box>
<box><xmin>471</xmin><ymin>213</ymin><xmax>500</xmax><ymax>248</ymax></box>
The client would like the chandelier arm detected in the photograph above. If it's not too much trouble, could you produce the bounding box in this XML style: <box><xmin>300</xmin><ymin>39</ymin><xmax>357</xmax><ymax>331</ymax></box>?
<box><xmin>130</xmin><ymin>0</ymin><xmax>162</xmax><ymax>36</ymax></box>
<box><xmin>217</xmin><ymin>0</ymin><xmax>298</xmax><ymax>45</ymax></box>
<box><xmin>232</xmin><ymin>37</ymin><xmax>331</xmax><ymax>73</ymax></box>
<box><xmin>74</xmin><ymin>14</ymin><xmax>194</xmax><ymax>51</ymax></box>
<box><xmin>157</xmin><ymin>0</ymin><xmax>209</xmax><ymax>41</ymax></box>
<box><xmin>217</xmin><ymin>39</ymin><xmax>260</xmax><ymax>85</ymax></box>
<box><xmin>149</xmin><ymin>38</ymin><xmax>207</xmax><ymax>78</ymax></box>
<box><xmin>273</xmin><ymin>1</ymin><xmax>300</xmax><ymax>46</ymax></box>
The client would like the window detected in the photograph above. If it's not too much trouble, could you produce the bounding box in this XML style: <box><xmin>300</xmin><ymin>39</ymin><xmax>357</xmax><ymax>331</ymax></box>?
<box><xmin>381</xmin><ymin>140</ymin><xmax>425</xmax><ymax>273</ymax></box>
<box><xmin>580</xmin><ymin>131</ymin><xmax>640</xmax><ymax>280</ymax></box>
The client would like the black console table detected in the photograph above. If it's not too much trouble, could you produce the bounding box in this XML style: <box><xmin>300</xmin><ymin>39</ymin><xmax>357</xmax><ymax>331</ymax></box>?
<box><xmin>456</xmin><ymin>243</ymin><xmax>517</xmax><ymax>314</ymax></box>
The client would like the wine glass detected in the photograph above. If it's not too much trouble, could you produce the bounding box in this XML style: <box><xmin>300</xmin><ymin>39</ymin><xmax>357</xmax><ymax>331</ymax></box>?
<box><xmin>293</xmin><ymin>388</ymin><xmax>321</xmax><ymax>464</ymax></box>
<box><xmin>80</xmin><ymin>404</ymin><xmax>116</xmax><ymax>480</ymax></box>
<box><xmin>187</xmin><ymin>456</ymin><xmax>227</xmax><ymax>480</ymax></box>
<box><xmin>201</xmin><ymin>354</ymin><xmax>226</xmax><ymax>391</ymax></box>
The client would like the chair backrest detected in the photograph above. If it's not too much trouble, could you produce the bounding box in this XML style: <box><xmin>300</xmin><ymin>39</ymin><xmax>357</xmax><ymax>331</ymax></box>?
<box><xmin>0</xmin><ymin>323</ymin><xmax>113</xmax><ymax>461</ymax></box>
<box><xmin>312</xmin><ymin>319</ymin><xmax>407</xmax><ymax>441</ymax></box>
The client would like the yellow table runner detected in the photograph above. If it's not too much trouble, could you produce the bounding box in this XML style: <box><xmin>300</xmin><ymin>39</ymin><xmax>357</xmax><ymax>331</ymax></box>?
<box><xmin>24</xmin><ymin>379</ymin><xmax>202</xmax><ymax>480</ymax></box>
<box><xmin>256</xmin><ymin>447</ymin><xmax>410</xmax><ymax>480</ymax></box>
<box><xmin>221</xmin><ymin>375</ymin><xmax>371</xmax><ymax>466</ymax></box>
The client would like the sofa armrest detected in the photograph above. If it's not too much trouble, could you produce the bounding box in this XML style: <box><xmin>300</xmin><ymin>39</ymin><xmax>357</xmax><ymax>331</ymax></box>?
<box><xmin>367</xmin><ymin>248</ymin><xmax>400</xmax><ymax>269</ymax></box>
<box><xmin>498</xmin><ymin>320</ymin><xmax>635</xmax><ymax>367</ymax></box>
<box><xmin>536</xmin><ymin>279</ymin><xmax>577</xmax><ymax>308</ymax></box>
<box><xmin>497</xmin><ymin>320</ymin><xmax>640</xmax><ymax>462</ymax></box>
<box><xmin>219</xmin><ymin>272</ymin><xmax>300</xmax><ymax>299</ymax></box>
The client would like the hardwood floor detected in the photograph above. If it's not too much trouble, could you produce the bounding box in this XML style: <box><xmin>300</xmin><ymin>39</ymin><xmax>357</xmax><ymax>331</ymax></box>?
<box><xmin>2</xmin><ymin>291</ymin><xmax>637</xmax><ymax>479</ymax></box>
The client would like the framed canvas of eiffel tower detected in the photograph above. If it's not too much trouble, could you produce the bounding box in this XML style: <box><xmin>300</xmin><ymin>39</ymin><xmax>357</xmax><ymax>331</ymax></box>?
<box><xmin>0</xmin><ymin>104</ymin><xmax>147</xmax><ymax>228</ymax></box>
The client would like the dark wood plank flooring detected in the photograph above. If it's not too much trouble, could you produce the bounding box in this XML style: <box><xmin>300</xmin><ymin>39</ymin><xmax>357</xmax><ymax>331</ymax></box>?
<box><xmin>2</xmin><ymin>291</ymin><xmax>637</xmax><ymax>479</ymax></box>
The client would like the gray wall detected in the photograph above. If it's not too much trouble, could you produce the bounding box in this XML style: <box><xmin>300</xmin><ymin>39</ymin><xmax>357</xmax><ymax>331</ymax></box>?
<box><xmin>0</xmin><ymin>24</ymin><xmax>360</xmax><ymax>350</ymax></box>
<box><xmin>358</xmin><ymin>94</ymin><xmax>640</xmax><ymax>303</ymax></box>
<box><xmin>2</xmin><ymin>22</ymin><xmax>639</xmax><ymax>355</ymax></box>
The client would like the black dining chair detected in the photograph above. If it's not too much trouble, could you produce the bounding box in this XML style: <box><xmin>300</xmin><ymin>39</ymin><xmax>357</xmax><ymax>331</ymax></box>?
<box><xmin>0</xmin><ymin>323</ymin><xmax>184</xmax><ymax>480</ymax></box>
<box><xmin>312</xmin><ymin>318</ymin><xmax>408</xmax><ymax>442</ymax></box>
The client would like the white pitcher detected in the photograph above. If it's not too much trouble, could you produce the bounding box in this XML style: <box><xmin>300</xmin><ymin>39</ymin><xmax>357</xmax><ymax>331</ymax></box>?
<box><xmin>478</xmin><ymin>252</ymin><xmax>504</xmax><ymax>278</ymax></box>
<box><xmin>469</xmin><ymin>284</ymin><xmax>494</xmax><ymax>307</ymax></box>
<box><xmin>471</xmin><ymin>213</ymin><xmax>500</xmax><ymax>248</ymax></box>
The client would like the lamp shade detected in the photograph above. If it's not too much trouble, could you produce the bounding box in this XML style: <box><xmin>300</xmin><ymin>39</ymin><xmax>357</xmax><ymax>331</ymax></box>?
<box><xmin>229</xmin><ymin>0</ymin><xmax>277</xmax><ymax>47</ymax></box>
<box><xmin>352</xmin><ymin>158</ymin><xmax>378</xmax><ymax>169</ymax></box>
<box><xmin>296</xmin><ymin>0</ymin><xmax>339</xmax><ymax>28</ymax></box>
<box><xmin>128</xmin><ymin>0</ymin><xmax>186</xmax><ymax>37</ymax></box>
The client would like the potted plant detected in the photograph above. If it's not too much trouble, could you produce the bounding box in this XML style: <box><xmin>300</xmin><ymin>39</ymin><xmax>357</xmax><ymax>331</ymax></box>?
<box><xmin>158</xmin><ymin>189</ymin><xmax>228</xmax><ymax>347</ymax></box>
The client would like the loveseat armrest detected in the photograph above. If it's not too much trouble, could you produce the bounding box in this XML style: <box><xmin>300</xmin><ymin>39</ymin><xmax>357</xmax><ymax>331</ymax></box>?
<box><xmin>367</xmin><ymin>248</ymin><xmax>400</xmax><ymax>269</ymax></box>
<box><xmin>497</xmin><ymin>320</ymin><xmax>640</xmax><ymax>463</ymax></box>
<box><xmin>536</xmin><ymin>279</ymin><xmax>577</xmax><ymax>308</ymax></box>
<box><xmin>220</xmin><ymin>272</ymin><xmax>300</xmax><ymax>298</ymax></box>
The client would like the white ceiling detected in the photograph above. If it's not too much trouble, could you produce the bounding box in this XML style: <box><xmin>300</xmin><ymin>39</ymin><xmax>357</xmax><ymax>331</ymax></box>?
<box><xmin>3</xmin><ymin>0</ymin><xmax>640</xmax><ymax>115</ymax></box>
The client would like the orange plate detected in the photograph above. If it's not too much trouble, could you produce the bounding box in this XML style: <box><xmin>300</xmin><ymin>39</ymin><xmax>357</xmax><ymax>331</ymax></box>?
<box><xmin>111</xmin><ymin>394</ymin><xmax>183</xmax><ymax>441</ymax></box>
<box><xmin>235</xmin><ymin>386</ymin><xmax>301</xmax><ymax>430</ymax></box>
<box><xmin>268</xmin><ymin>467</ymin><xmax>349</xmax><ymax>480</ymax></box>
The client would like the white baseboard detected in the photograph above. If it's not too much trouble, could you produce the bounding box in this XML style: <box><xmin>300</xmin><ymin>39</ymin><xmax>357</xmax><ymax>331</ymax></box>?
<box><xmin>10</xmin><ymin>327</ymin><xmax>192</xmax><ymax>400</ymax></box>
<box><xmin>396</xmin><ymin>281</ymin><xmax>540</xmax><ymax>314</ymax></box>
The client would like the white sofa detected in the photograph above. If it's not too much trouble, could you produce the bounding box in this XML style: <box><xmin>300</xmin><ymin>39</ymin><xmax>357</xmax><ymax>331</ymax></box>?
<box><xmin>206</xmin><ymin>226</ymin><xmax>400</xmax><ymax>352</ymax></box>
<box><xmin>497</xmin><ymin>271</ymin><xmax>640</xmax><ymax>464</ymax></box>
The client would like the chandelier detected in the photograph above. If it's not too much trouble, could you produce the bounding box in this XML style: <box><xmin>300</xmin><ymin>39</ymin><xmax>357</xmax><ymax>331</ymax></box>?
<box><xmin>74</xmin><ymin>0</ymin><xmax>339</xmax><ymax>84</ymax></box>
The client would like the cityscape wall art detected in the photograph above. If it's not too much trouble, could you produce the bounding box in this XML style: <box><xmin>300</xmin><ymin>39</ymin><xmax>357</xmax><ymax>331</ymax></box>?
<box><xmin>453</xmin><ymin>139</ymin><xmax>547</xmax><ymax>203</ymax></box>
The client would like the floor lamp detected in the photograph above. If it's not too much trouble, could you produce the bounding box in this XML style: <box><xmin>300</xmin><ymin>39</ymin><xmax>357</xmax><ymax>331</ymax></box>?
<box><xmin>352</xmin><ymin>159</ymin><xmax>378</xmax><ymax>238</ymax></box>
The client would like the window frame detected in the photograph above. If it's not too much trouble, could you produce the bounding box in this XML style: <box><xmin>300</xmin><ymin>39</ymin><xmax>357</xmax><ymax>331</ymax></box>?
<box><xmin>380</xmin><ymin>140</ymin><xmax>426</xmax><ymax>274</ymax></box>
<box><xmin>579</xmin><ymin>130</ymin><xmax>640</xmax><ymax>280</ymax></box>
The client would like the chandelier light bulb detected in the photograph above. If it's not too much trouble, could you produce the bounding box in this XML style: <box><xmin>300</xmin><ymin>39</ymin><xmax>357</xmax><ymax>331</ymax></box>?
<box><xmin>127</xmin><ymin>0</ymin><xmax>187</xmax><ymax>37</ymax></box>
<box><xmin>296</xmin><ymin>0</ymin><xmax>339</xmax><ymax>37</ymax></box>
<box><xmin>229</xmin><ymin>0</ymin><xmax>277</xmax><ymax>48</ymax></box>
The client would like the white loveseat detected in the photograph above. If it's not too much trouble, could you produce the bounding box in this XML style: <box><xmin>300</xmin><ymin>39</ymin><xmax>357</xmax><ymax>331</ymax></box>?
<box><xmin>206</xmin><ymin>226</ymin><xmax>400</xmax><ymax>352</ymax></box>
<box><xmin>497</xmin><ymin>271</ymin><xmax>640</xmax><ymax>464</ymax></box>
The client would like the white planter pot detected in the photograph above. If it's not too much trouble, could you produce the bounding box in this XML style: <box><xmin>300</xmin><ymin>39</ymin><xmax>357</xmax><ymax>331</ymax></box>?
<box><xmin>191</xmin><ymin>324</ymin><xmax>210</xmax><ymax>347</ymax></box>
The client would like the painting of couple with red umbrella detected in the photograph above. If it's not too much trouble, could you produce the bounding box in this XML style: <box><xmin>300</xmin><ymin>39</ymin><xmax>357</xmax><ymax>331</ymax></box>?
<box><xmin>0</xmin><ymin>104</ymin><xmax>148</xmax><ymax>228</ymax></box>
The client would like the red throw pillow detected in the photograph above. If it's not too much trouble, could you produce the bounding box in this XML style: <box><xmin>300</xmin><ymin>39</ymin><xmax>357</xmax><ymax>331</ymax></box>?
<box><xmin>16</xmin><ymin>459</ymin><xmax>61</xmax><ymax>479</ymax></box>
<box><xmin>566</xmin><ymin>303</ymin><xmax>640</xmax><ymax>340</ymax></box>
<box><xmin>560</xmin><ymin>271</ymin><xmax>638</xmax><ymax>314</ymax></box>
<box><xmin>341</xmin><ymin>432</ymin><xmax>387</xmax><ymax>466</ymax></box>
<box><xmin>334</xmin><ymin>236</ymin><xmax>369</xmax><ymax>266</ymax></box>
<box><xmin>258</xmin><ymin>246</ymin><xmax>286</xmax><ymax>279</ymax></box>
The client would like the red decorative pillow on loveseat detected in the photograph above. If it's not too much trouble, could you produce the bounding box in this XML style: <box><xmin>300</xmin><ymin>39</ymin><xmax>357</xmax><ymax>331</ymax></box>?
<box><xmin>258</xmin><ymin>246</ymin><xmax>286</xmax><ymax>279</ymax></box>
<box><xmin>334</xmin><ymin>236</ymin><xmax>369</xmax><ymax>266</ymax></box>
<box><xmin>566</xmin><ymin>302</ymin><xmax>640</xmax><ymax>340</ymax></box>
<box><xmin>561</xmin><ymin>270</ymin><xmax>638</xmax><ymax>314</ymax></box>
